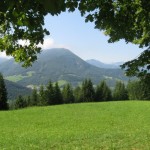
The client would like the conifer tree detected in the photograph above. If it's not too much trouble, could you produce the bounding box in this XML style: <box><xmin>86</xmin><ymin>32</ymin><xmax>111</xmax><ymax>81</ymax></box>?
<box><xmin>26</xmin><ymin>95</ymin><xmax>31</xmax><ymax>106</ymax></box>
<box><xmin>45</xmin><ymin>81</ymin><xmax>55</xmax><ymax>105</ymax></box>
<box><xmin>39</xmin><ymin>85</ymin><xmax>47</xmax><ymax>106</ymax></box>
<box><xmin>96</xmin><ymin>80</ymin><xmax>112</xmax><ymax>101</ymax></box>
<box><xmin>53</xmin><ymin>82</ymin><xmax>63</xmax><ymax>105</ymax></box>
<box><xmin>31</xmin><ymin>87</ymin><xmax>38</xmax><ymax>106</ymax></box>
<box><xmin>113</xmin><ymin>81</ymin><xmax>128</xmax><ymax>100</ymax></box>
<box><xmin>95</xmin><ymin>84</ymin><xmax>103</xmax><ymax>102</ymax></box>
<box><xmin>0</xmin><ymin>73</ymin><xmax>8</xmax><ymax>110</ymax></box>
<box><xmin>15</xmin><ymin>95</ymin><xmax>27</xmax><ymax>109</ymax></box>
<box><xmin>74</xmin><ymin>86</ymin><xmax>82</xmax><ymax>103</ymax></box>
<box><xmin>62</xmin><ymin>83</ymin><xmax>74</xmax><ymax>104</ymax></box>
<box><xmin>81</xmin><ymin>79</ymin><xmax>95</xmax><ymax>102</ymax></box>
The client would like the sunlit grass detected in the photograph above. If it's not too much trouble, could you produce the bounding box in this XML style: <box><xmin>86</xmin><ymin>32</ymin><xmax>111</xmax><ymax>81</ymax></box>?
<box><xmin>0</xmin><ymin>101</ymin><xmax>150</xmax><ymax>149</ymax></box>
<box><xmin>5</xmin><ymin>71</ymin><xmax>35</xmax><ymax>82</ymax></box>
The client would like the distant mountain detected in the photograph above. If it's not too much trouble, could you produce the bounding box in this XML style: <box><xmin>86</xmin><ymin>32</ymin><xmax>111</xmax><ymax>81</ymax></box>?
<box><xmin>86</xmin><ymin>59</ymin><xmax>124</xmax><ymax>69</ymax></box>
<box><xmin>0</xmin><ymin>48</ymin><xmax>129</xmax><ymax>87</ymax></box>
<box><xmin>5</xmin><ymin>80</ymin><xmax>32</xmax><ymax>100</ymax></box>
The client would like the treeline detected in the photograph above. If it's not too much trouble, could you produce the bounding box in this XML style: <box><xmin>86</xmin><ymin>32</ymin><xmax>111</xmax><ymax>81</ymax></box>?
<box><xmin>0</xmin><ymin>72</ymin><xmax>150</xmax><ymax>110</ymax></box>
<box><xmin>11</xmin><ymin>78</ymin><xmax>150</xmax><ymax>110</ymax></box>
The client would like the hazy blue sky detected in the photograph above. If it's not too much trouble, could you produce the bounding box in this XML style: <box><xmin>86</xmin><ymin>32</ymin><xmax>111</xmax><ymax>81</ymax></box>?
<box><xmin>44</xmin><ymin>10</ymin><xmax>144</xmax><ymax>63</ymax></box>
<box><xmin>0</xmin><ymin>10</ymin><xmax>144</xmax><ymax>63</ymax></box>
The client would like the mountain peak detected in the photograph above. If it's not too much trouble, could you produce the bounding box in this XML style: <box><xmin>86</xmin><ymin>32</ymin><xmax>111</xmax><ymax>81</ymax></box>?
<box><xmin>86</xmin><ymin>59</ymin><xmax>123</xmax><ymax>69</ymax></box>
<box><xmin>0</xmin><ymin>48</ymin><xmax>128</xmax><ymax>87</ymax></box>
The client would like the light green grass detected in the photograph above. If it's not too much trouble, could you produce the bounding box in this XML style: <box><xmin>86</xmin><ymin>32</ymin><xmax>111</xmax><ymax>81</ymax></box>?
<box><xmin>0</xmin><ymin>101</ymin><xmax>150</xmax><ymax>149</ymax></box>
<box><xmin>5</xmin><ymin>74</ymin><xmax>25</xmax><ymax>82</ymax></box>
<box><xmin>5</xmin><ymin>71</ymin><xmax>35</xmax><ymax>82</ymax></box>
<box><xmin>56</xmin><ymin>80</ymin><xmax>68</xmax><ymax>86</ymax></box>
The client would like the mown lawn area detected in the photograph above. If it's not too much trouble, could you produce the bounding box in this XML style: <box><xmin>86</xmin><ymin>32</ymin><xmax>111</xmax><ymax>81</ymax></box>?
<box><xmin>0</xmin><ymin>101</ymin><xmax>150</xmax><ymax>149</ymax></box>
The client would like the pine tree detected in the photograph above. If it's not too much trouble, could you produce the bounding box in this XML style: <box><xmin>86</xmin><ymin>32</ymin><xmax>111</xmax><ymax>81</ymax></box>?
<box><xmin>95</xmin><ymin>84</ymin><xmax>103</xmax><ymax>102</ymax></box>
<box><xmin>15</xmin><ymin>95</ymin><xmax>27</xmax><ymax>109</ymax></box>
<box><xmin>45</xmin><ymin>81</ymin><xmax>55</xmax><ymax>105</ymax></box>
<box><xmin>39</xmin><ymin>85</ymin><xmax>47</xmax><ymax>106</ymax></box>
<box><xmin>0</xmin><ymin>73</ymin><xmax>8</xmax><ymax>110</ymax></box>
<box><xmin>31</xmin><ymin>87</ymin><xmax>38</xmax><ymax>106</ymax></box>
<box><xmin>26</xmin><ymin>95</ymin><xmax>31</xmax><ymax>106</ymax></box>
<box><xmin>113</xmin><ymin>81</ymin><xmax>128</xmax><ymax>100</ymax></box>
<box><xmin>62</xmin><ymin>83</ymin><xmax>74</xmax><ymax>104</ymax></box>
<box><xmin>81</xmin><ymin>79</ymin><xmax>95</xmax><ymax>102</ymax></box>
<box><xmin>74</xmin><ymin>86</ymin><xmax>82</xmax><ymax>103</ymax></box>
<box><xmin>53</xmin><ymin>82</ymin><xmax>63</xmax><ymax>105</ymax></box>
<box><xmin>96</xmin><ymin>80</ymin><xmax>112</xmax><ymax>101</ymax></box>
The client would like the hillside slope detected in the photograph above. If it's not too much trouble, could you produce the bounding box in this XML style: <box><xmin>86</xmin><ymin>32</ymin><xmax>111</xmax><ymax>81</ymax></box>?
<box><xmin>0</xmin><ymin>48</ymin><xmax>129</xmax><ymax>86</ymax></box>
<box><xmin>5</xmin><ymin>80</ymin><xmax>32</xmax><ymax>100</ymax></box>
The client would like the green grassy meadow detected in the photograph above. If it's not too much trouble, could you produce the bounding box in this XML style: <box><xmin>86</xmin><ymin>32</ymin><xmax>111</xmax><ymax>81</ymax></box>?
<box><xmin>0</xmin><ymin>101</ymin><xmax>150</xmax><ymax>149</ymax></box>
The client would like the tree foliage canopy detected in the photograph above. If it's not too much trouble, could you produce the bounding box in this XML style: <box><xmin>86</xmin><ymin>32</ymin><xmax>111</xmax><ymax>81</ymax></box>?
<box><xmin>0</xmin><ymin>0</ymin><xmax>149</xmax><ymax>77</ymax></box>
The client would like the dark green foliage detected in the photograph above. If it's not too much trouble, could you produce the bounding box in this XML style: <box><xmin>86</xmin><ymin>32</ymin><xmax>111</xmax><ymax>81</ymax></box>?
<box><xmin>31</xmin><ymin>87</ymin><xmax>38</xmax><ymax>106</ymax></box>
<box><xmin>140</xmin><ymin>75</ymin><xmax>150</xmax><ymax>100</ymax></box>
<box><xmin>15</xmin><ymin>95</ymin><xmax>27</xmax><ymax>109</ymax></box>
<box><xmin>95</xmin><ymin>84</ymin><xmax>103</xmax><ymax>102</ymax></box>
<box><xmin>6</xmin><ymin>77</ymin><xmax>150</xmax><ymax>110</ymax></box>
<box><xmin>96</xmin><ymin>81</ymin><xmax>112</xmax><ymax>101</ymax></box>
<box><xmin>0</xmin><ymin>73</ymin><xmax>8</xmax><ymax>110</ymax></box>
<box><xmin>80</xmin><ymin>79</ymin><xmax>95</xmax><ymax>102</ymax></box>
<box><xmin>45</xmin><ymin>81</ymin><xmax>55</xmax><ymax>105</ymax></box>
<box><xmin>38</xmin><ymin>85</ymin><xmax>47</xmax><ymax>106</ymax></box>
<box><xmin>0</xmin><ymin>0</ymin><xmax>50</xmax><ymax>66</ymax></box>
<box><xmin>45</xmin><ymin>81</ymin><xmax>63</xmax><ymax>105</ymax></box>
<box><xmin>26</xmin><ymin>96</ymin><xmax>31</xmax><ymax>106</ymax></box>
<box><xmin>73</xmin><ymin>86</ymin><xmax>82</xmax><ymax>103</ymax></box>
<box><xmin>113</xmin><ymin>81</ymin><xmax>128</xmax><ymax>100</ymax></box>
<box><xmin>0</xmin><ymin>0</ymin><xmax>76</xmax><ymax>66</ymax></box>
<box><xmin>62</xmin><ymin>84</ymin><xmax>74</xmax><ymax>104</ymax></box>
<box><xmin>53</xmin><ymin>82</ymin><xmax>63</xmax><ymax>105</ymax></box>
<box><xmin>127</xmin><ymin>77</ymin><xmax>150</xmax><ymax>100</ymax></box>
<box><xmin>127</xmin><ymin>80</ymin><xmax>142</xmax><ymax>100</ymax></box>
<box><xmin>121</xmin><ymin>48</ymin><xmax>150</xmax><ymax>77</ymax></box>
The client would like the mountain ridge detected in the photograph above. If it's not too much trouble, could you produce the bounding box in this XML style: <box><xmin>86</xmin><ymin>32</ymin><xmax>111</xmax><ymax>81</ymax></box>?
<box><xmin>86</xmin><ymin>59</ymin><xmax>124</xmax><ymax>69</ymax></box>
<box><xmin>0</xmin><ymin>48</ymin><xmax>129</xmax><ymax>87</ymax></box>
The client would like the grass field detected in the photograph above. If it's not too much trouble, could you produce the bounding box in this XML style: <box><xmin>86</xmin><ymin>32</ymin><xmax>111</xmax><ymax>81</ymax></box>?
<box><xmin>5</xmin><ymin>71</ymin><xmax>35</xmax><ymax>82</ymax></box>
<box><xmin>0</xmin><ymin>101</ymin><xmax>150</xmax><ymax>149</ymax></box>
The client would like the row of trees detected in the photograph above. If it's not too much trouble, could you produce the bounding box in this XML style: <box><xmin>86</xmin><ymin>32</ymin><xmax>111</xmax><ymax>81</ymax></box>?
<box><xmin>11</xmin><ymin>78</ymin><xmax>150</xmax><ymax>109</ymax></box>
<box><xmin>0</xmin><ymin>71</ymin><xmax>149</xmax><ymax>110</ymax></box>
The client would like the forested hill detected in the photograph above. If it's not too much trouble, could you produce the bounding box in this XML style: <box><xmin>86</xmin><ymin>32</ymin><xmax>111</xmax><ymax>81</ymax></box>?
<box><xmin>0</xmin><ymin>48</ymin><xmax>130</xmax><ymax>87</ymax></box>
<box><xmin>5</xmin><ymin>80</ymin><xmax>32</xmax><ymax>100</ymax></box>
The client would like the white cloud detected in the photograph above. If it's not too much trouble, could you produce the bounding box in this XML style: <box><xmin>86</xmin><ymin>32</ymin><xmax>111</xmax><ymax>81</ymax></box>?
<box><xmin>0</xmin><ymin>52</ymin><xmax>6</xmax><ymax>58</ymax></box>
<box><xmin>0</xmin><ymin>38</ymin><xmax>71</xmax><ymax>59</ymax></box>
<box><xmin>55</xmin><ymin>44</ymin><xmax>71</xmax><ymax>50</ymax></box>
<box><xmin>38</xmin><ymin>38</ymin><xmax>54</xmax><ymax>50</ymax></box>
<box><xmin>0</xmin><ymin>52</ymin><xmax>12</xmax><ymax>59</ymax></box>
<box><xmin>18</xmin><ymin>38</ymin><xmax>55</xmax><ymax>50</ymax></box>
<box><xmin>38</xmin><ymin>37</ymin><xmax>71</xmax><ymax>50</ymax></box>
<box><xmin>18</xmin><ymin>40</ymin><xmax>30</xmax><ymax>46</ymax></box>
